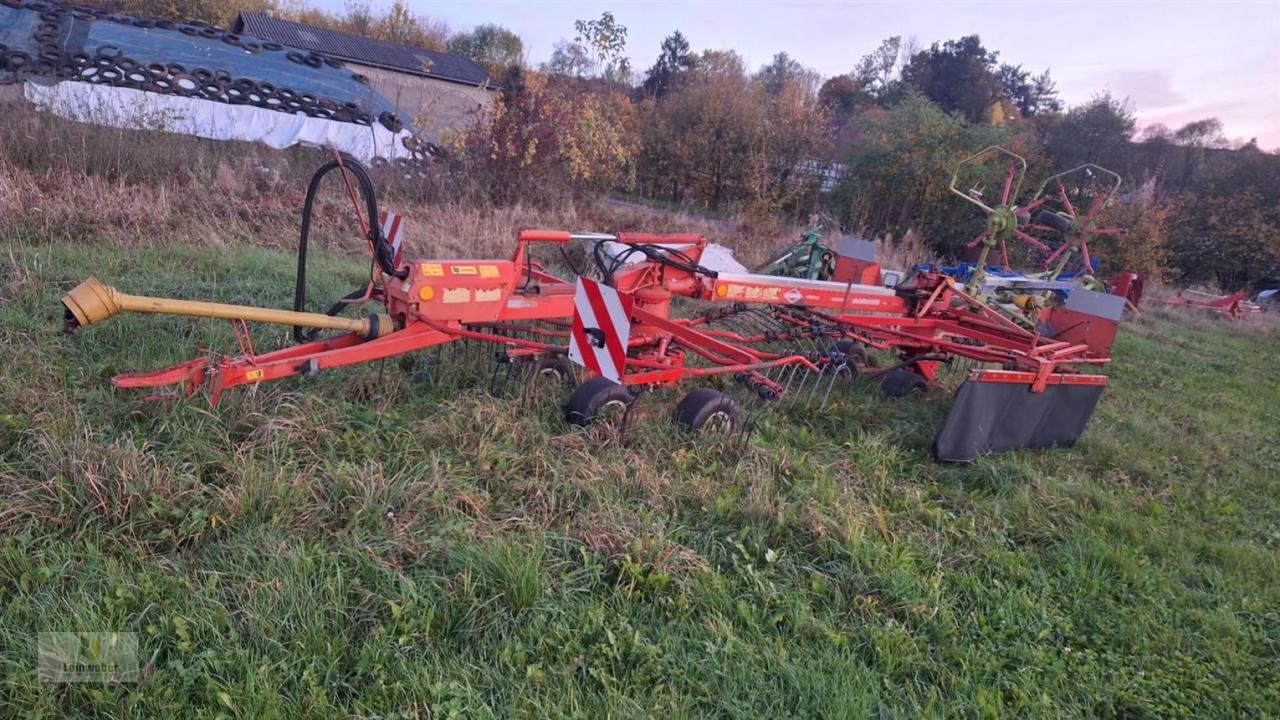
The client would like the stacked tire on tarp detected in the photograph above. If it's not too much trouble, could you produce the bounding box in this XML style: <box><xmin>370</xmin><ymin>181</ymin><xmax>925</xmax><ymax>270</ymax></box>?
<box><xmin>0</xmin><ymin>0</ymin><xmax>410</xmax><ymax>138</ymax></box>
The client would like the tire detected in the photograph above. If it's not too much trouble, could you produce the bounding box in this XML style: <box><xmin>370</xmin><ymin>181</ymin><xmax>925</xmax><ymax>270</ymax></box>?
<box><xmin>673</xmin><ymin>388</ymin><xmax>740</xmax><ymax>432</ymax></box>
<box><xmin>565</xmin><ymin>377</ymin><xmax>632</xmax><ymax>427</ymax></box>
<box><xmin>533</xmin><ymin>356</ymin><xmax>575</xmax><ymax>385</ymax></box>
<box><xmin>880</xmin><ymin>368</ymin><xmax>927</xmax><ymax>398</ymax></box>
<box><xmin>379</xmin><ymin>110</ymin><xmax>404</xmax><ymax>133</ymax></box>
<box><xmin>171</xmin><ymin>74</ymin><xmax>199</xmax><ymax>95</ymax></box>
<box><xmin>832</xmin><ymin>340</ymin><xmax>866</xmax><ymax>375</ymax></box>
<box><xmin>1035</xmin><ymin>209</ymin><xmax>1073</xmax><ymax>233</ymax></box>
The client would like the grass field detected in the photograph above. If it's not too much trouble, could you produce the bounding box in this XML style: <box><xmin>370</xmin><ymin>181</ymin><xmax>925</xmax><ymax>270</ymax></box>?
<box><xmin>1</xmin><ymin>237</ymin><xmax>1278</xmax><ymax>718</ymax></box>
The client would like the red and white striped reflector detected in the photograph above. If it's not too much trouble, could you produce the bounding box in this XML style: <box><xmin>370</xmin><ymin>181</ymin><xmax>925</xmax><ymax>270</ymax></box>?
<box><xmin>568</xmin><ymin>277</ymin><xmax>633</xmax><ymax>384</ymax></box>
<box><xmin>379</xmin><ymin>211</ymin><xmax>404</xmax><ymax>265</ymax></box>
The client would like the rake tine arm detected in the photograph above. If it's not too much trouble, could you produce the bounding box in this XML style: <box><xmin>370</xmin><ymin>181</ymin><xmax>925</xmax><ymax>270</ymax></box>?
<box><xmin>210</xmin><ymin>324</ymin><xmax>456</xmax><ymax>398</ymax></box>
<box><xmin>1020</xmin><ymin>195</ymin><xmax>1051</xmax><ymax>214</ymax></box>
<box><xmin>1014</xmin><ymin>229</ymin><xmax>1055</xmax><ymax>252</ymax></box>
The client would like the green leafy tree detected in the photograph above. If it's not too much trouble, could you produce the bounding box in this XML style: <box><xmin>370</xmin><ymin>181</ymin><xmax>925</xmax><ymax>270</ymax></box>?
<box><xmin>641</xmin><ymin>31</ymin><xmax>697</xmax><ymax>98</ymax></box>
<box><xmin>545</xmin><ymin>39</ymin><xmax>592</xmax><ymax>77</ymax></box>
<box><xmin>756</xmin><ymin>52</ymin><xmax>817</xmax><ymax>96</ymax></box>
<box><xmin>817</xmin><ymin>74</ymin><xmax>873</xmax><ymax>122</ymax></box>
<box><xmin>574</xmin><ymin>11</ymin><xmax>630</xmax><ymax>81</ymax></box>
<box><xmin>1166</xmin><ymin>146</ymin><xmax>1280</xmax><ymax>290</ymax></box>
<box><xmin>447</xmin><ymin>24</ymin><xmax>524</xmax><ymax>76</ymax></box>
<box><xmin>998</xmin><ymin>65</ymin><xmax>1061</xmax><ymax>116</ymax></box>
<box><xmin>853</xmin><ymin>36</ymin><xmax>902</xmax><ymax>101</ymax></box>
<box><xmin>899</xmin><ymin>35</ymin><xmax>1004</xmax><ymax>122</ymax></box>
<box><xmin>1041</xmin><ymin>93</ymin><xmax>1136</xmax><ymax>171</ymax></box>
<box><xmin>828</xmin><ymin>92</ymin><xmax>1013</xmax><ymax>254</ymax></box>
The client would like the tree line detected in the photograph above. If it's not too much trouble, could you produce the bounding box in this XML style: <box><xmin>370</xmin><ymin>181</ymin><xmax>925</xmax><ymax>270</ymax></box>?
<box><xmin>86</xmin><ymin>1</ymin><xmax>1280</xmax><ymax>290</ymax></box>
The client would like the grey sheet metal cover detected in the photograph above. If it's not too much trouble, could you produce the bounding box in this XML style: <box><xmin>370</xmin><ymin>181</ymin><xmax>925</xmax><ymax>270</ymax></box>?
<box><xmin>838</xmin><ymin>236</ymin><xmax>877</xmax><ymax>262</ymax></box>
<box><xmin>1064</xmin><ymin>287</ymin><xmax>1126</xmax><ymax>322</ymax></box>
<box><xmin>933</xmin><ymin>379</ymin><xmax>1105</xmax><ymax>462</ymax></box>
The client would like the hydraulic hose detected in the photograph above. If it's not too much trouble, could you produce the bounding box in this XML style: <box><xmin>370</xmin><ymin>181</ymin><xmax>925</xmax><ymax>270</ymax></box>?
<box><xmin>293</xmin><ymin>155</ymin><xmax>408</xmax><ymax>343</ymax></box>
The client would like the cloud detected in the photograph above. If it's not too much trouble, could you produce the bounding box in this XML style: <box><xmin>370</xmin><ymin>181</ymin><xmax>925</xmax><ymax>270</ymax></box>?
<box><xmin>1107</xmin><ymin>69</ymin><xmax>1185</xmax><ymax>109</ymax></box>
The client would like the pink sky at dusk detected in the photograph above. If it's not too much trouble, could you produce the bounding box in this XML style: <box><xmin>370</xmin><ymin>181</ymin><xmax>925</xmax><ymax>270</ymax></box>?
<box><xmin>320</xmin><ymin>0</ymin><xmax>1280</xmax><ymax>149</ymax></box>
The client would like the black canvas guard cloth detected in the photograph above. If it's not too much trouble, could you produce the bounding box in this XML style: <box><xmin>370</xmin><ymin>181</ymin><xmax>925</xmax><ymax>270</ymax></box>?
<box><xmin>933</xmin><ymin>380</ymin><xmax>1105</xmax><ymax>461</ymax></box>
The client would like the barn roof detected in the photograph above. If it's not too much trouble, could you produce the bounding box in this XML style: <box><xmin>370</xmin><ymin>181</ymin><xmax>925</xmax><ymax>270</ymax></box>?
<box><xmin>234</xmin><ymin>12</ymin><xmax>490</xmax><ymax>87</ymax></box>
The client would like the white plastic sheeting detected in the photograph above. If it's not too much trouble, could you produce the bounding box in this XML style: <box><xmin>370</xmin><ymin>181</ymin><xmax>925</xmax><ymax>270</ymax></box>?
<box><xmin>23</xmin><ymin>79</ymin><xmax>416</xmax><ymax>162</ymax></box>
<box><xmin>595</xmin><ymin>240</ymin><xmax>749</xmax><ymax>275</ymax></box>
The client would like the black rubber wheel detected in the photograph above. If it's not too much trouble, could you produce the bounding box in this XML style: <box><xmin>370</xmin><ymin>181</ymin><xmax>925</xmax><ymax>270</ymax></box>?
<box><xmin>378</xmin><ymin>110</ymin><xmax>404</xmax><ymax>133</ymax></box>
<box><xmin>565</xmin><ymin>377</ymin><xmax>633</xmax><ymax>427</ymax></box>
<box><xmin>171</xmin><ymin>74</ymin><xmax>198</xmax><ymax>95</ymax></box>
<box><xmin>673</xmin><ymin>388</ymin><xmax>740</xmax><ymax>432</ymax></box>
<box><xmin>880</xmin><ymin>368</ymin><xmax>927</xmax><ymax>398</ymax></box>
<box><xmin>533</xmin><ymin>356</ymin><xmax>575</xmax><ymax>385</ymax></box>
<box><xmin>1035</xmin><ymin>209</ymin><xmax>1073</xmax><ymax>234</ymax></box>
<box><xmin>832</xmin><ymin>340</ymin><xmax>867</xmax><ymax>374</ymax></box>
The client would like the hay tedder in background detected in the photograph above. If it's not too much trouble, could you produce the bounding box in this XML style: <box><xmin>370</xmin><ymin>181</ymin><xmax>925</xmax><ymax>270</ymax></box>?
<box><xmin>63</xmin><ymin>154</ymin><xmax>1131</xmax><ymax>462</ymax></box>
<box><xmin>1152</xmin><ymin>289</ymin><xmax>1262</xmax><ymax>318</ymax></box>
<box><xmin>942</xmin><ymin>147</ymin><xmax>1131</xmax><ymax>311</ymax></box>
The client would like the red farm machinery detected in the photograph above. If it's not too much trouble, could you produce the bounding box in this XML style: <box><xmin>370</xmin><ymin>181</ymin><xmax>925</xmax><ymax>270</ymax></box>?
<box><xmin>62</xmin><ymin>153</ymin><xmax>1132</xmax><ymax>461</ymax></box>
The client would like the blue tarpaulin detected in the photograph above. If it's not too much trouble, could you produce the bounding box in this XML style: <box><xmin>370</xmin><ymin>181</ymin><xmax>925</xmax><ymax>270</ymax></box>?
<box><xmin>2</xmin><ymin>2</ymin><xmax>427</xmax><ymax>156</ymax></box>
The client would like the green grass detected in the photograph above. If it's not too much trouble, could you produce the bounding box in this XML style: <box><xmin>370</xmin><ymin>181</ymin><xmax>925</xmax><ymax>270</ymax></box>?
<box><xmin>1</xmin><ymin>240</ymin><xmax>1278</xmax><ymax>718</ymax></box>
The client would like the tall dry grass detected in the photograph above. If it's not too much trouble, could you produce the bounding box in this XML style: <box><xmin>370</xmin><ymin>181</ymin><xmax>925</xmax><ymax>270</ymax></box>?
<box><xmin>0</xmin><ymin>103</ymin><xmax>940</xmax><ymax>273</ymax></box>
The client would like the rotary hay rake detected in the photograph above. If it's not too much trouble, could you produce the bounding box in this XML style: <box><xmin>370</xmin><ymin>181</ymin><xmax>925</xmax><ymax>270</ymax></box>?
<box><xmin>61</xmin><ymin>156</ymin><xmax>1128</xmax><ymax>462</ymax></box>
<box><xmin>562</xmin><ymin>232</ymin><xmax>1122</xmax><ymax>461</ymax></box>
<box><xmin>62</xmin><ymin>156</ymin><xmax>582</xmax><ymax>403</ymax></box>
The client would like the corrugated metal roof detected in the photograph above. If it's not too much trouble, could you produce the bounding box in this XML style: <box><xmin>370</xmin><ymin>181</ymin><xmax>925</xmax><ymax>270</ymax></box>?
<box><xmin>234</xmin><ymin>12</ymin><xmax>490</xmax><ymax>87</ymax></box>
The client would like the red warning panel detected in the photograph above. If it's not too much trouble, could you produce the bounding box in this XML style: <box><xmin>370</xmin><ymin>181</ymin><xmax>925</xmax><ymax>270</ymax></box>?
<box><xmin>568</xmin><ymin>277</ymin><xmax>633</xmax><ymax>384</ymax></box>
<box><xmin>379</xmin><ymin>211</ymin><xmax>405</xmax><ymax>265</ymax></box>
